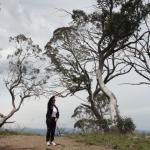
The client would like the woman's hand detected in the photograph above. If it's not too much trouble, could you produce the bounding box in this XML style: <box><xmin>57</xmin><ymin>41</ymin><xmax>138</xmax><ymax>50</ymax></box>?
<box><xmin>55</xmin><ymin>118</ymin><xmax>58</xmax><ymax>122</ymax></box>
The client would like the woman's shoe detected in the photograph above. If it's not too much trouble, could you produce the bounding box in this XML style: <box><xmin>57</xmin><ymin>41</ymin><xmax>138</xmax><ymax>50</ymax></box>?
<box><xmin>46</xmin><ymin>141</ymin><xmax>51</xmax><ymax>146</ymax></box>
<box><xmin>51</xmin><ymin>141</ymin><xmax>56</xmax><ymax>146</ymax></box>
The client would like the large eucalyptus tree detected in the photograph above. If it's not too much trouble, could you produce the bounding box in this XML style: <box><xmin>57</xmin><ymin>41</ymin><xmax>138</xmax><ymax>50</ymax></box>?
<box><xmin>45</xmin><ymin>0</ymin><xmax>150</xmax><ymax>126</ymax></box>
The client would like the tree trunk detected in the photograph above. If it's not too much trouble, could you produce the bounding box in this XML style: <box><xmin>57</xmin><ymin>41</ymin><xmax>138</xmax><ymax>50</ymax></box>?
<box><xmin>96</xmin><ymin>68</ymin><xmax>119</xmax><ymax>124</ymax></box>
<box><xmin>0</xmin><ymin>118</ymin><xmax>5</xmax><ymax>128</ymax></box>
<box><xmin>0</xmin><ymin>109</ymin><xmax>16</xmax><ymax>128</ymax></box>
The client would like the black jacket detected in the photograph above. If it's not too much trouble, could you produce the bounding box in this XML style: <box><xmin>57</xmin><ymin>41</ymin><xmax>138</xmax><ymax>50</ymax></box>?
<box><xmin>46</xmin><ymin>104</ymin><xmax>59</xmax><ymax>119</ymax></box>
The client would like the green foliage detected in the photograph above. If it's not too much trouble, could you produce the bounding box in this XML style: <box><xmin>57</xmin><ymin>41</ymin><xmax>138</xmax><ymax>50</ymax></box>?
<box><xmin>9</xmin><ymin>34</ymin><xmax>28</xmax><ymax>43</ymax></box>
<box><xmin>72</xmin><ymin>93</ymin><xmax>111</xmax><ymax>132</ymax></box>
<box><xmin>74</xmin><ymin>118</ymin><xmax>111</xmax><ymax>133</ymax></box>
<box><xmin>74</xmin><ymin>119</ymin><xmax>98</xmax><ymax>132</ymax></box>
<box><xmin>96</xmin><ymin>0</ymin><xmax>150</xmax><ymax>43</ymax></box>
<box><xmin>117</xmin><ymin>116</ymin><xmax>136</xmax><ymax>134</ymax></box>
<box><xmin>72</xmin><ymin>10</ymin><xmax>88</xmax><ymax>24</ymax></box>
<box><xmin>53</xmin><ymin>27</ymin><xmax>75</xmax><ymax>41</ymax></box>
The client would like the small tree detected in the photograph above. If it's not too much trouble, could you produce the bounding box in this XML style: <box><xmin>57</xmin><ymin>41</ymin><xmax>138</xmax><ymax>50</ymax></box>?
<box><xmin>72</xmin><ymin>93</ymin><xmax>111</xmax><ymax>131</ymax></box>
<box><xmin>0</xmin><ymin>34</ymin><xmax>51</xmax><ymax>128</ymax></box>
<box><xmin>117</xmin><ymin>116</ymin><xmax>136</xmax><ymax>134</ymax></box>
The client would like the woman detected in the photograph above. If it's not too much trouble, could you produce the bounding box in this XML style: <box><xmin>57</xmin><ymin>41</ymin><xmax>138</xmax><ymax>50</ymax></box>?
<box><xmin>46</xmin><ymin>96</ymin><xmax>59</xmax><ymax>146</ymax></box>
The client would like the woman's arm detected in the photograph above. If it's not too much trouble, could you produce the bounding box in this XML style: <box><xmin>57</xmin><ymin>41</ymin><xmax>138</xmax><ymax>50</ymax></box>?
<box><xmin>55</xmin><ymin>105</ymin><xmax>59</xmax><ymax>119</ymax></box>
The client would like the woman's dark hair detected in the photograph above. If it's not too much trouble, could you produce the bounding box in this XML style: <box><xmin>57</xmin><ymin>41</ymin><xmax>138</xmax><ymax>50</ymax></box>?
<box><xmin>49</xmin><ymin>96</ymin><xmax>55</xmax><ymax>101</ymax></box>
<box><xmin>48</xmin><ymin>96</ymin><xmax>55</xmax><ymax>108</ymax></box>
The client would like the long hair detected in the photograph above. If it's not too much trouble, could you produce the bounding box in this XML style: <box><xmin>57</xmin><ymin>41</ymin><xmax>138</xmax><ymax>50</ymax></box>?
<box><xmin>49</xmin><ymin>96</ymin><xmax>55</xmax><ymax>101</ymax></box>
<box><xmin>48</xmin><ymin>96</ymin><xmax>55</xmax><ymax>108</ymax></box>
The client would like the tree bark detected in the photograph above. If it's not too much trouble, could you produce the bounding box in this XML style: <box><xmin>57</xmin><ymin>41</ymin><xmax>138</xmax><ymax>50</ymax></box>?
<box><xmin>96</xmin><ymin>67</ymin><xmax>119</xmax><ymax>124</ymax></box>
<box><xmin>0</xmin><ymin>107</ymin><xmax>20</xmax><ymax>128</ymax></box>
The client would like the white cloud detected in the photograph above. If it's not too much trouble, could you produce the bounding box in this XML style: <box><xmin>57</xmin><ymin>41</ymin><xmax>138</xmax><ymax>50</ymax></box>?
<box><xmin>0</xmin><ymin>0</ymin><xmax>95</xmax><ymax>48</ymax></box>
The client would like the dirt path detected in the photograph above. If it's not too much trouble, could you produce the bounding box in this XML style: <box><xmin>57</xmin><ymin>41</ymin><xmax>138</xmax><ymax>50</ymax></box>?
<box><xmin>0</xmin><ymin>135</ymin><xmax>112</xmax><ymax>150</ymax></box>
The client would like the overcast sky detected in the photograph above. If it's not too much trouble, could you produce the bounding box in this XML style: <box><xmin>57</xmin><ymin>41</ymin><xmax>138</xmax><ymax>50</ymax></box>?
<box><xmin>0</xmin><ymin>0</ymin><xmax>150</xmax><ymax>131</ymax></box>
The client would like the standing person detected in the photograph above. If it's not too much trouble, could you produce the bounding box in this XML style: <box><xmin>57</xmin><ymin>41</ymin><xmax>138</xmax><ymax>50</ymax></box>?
<box><xmin>46</xmin><ymin>96</ymin><xmax>59</xmax><ymax>146</ymax></box>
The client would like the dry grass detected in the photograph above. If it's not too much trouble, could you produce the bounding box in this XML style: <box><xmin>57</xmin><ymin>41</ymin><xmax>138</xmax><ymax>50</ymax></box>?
<box><xmin>69</xmin><ymin>132</ymin><xmax>150</xmax><ymax>150</ymax></box>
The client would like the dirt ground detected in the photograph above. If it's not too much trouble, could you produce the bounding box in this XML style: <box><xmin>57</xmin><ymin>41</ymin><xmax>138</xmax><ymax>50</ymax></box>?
<box><xmin>0</xmin><ymin>135</ymin><xmax>112</xmax><ymax>150</ymax></box>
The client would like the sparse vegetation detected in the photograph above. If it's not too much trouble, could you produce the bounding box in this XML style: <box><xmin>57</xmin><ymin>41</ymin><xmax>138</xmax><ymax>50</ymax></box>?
<box><xmin>1</xmin><ymin>130</ymin><xmax>150</xmax><ymax>150</ymax></box>
<box><xmin>69</xmin><ymin>132</ymin><xmax>150</xmax><ymax>150</ymax></box>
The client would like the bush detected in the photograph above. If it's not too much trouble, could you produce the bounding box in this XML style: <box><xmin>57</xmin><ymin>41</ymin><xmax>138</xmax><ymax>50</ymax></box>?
<box><xmin>74</xmin><ymin>118</ymin><xmax>111</xmax><ymax>133</ymax></box>
<box><xmin>117</xmin><ymin>116</ymin><xmax>136</xmax><ymax>134</ymax></box>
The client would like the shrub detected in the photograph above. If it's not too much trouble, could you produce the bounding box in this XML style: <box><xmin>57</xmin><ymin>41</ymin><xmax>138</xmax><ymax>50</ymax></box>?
<box><xmin>74</xmin><ymin>118</ymin><xmax>111</xmax><ymax>133</ymax></box>
<box><xmin>117</xmin><ymin>116</ymin><xmax>136</xmax><ymax>134</ymax></box>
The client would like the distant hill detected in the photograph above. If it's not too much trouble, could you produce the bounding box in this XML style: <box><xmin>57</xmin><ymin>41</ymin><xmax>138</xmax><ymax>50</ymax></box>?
<box><xmin>1</xmin><ymin>127</ymin><xmax>77</xmax><ymax>136</ymax></box>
